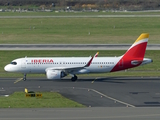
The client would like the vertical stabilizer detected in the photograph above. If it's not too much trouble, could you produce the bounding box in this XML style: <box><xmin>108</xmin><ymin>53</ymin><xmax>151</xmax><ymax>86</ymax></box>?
<box><xmin>111</xmin><ymin>33</ymin><xmax>149</xmax><ymax>72</ymax></box>
<box><xmin>125</xmin><ymin>33</ymin><xmax>149</xmax><ymax>60</ymax></box>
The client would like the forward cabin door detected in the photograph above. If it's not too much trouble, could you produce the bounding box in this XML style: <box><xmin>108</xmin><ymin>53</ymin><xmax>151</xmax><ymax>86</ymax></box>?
<box><xmin>21</xmin><ymin>59</ymin><xmax>26</xmax><ymax>68</ymax></box>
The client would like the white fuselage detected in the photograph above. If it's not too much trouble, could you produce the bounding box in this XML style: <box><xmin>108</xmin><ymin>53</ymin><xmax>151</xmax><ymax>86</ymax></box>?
<box><xmin>4</xmin><ymin>57</ymin><xmax>121</xmax><ymax>74</ymax></box>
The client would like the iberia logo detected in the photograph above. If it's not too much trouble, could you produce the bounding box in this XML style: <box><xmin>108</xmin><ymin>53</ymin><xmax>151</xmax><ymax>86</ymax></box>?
<box><xmin>31</xmin><ymin>59</ymin><xmax>54</xmax><ymax>63</ymax></box>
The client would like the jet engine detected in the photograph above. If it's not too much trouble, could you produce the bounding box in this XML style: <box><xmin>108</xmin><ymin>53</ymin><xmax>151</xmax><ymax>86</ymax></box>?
<box><xmin>46</xmin><ymin>70</ymin><xmax>66</xmax><ymax>80</ymax></box>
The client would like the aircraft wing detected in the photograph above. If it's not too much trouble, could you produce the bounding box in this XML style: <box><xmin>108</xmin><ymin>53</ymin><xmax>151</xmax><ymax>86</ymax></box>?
<box><xmin>46</xmin><ymin>66</ymin><xmax>85</xmax><ymax>74</ymax></box>
<box><xmin>45</xmin><ymin>52</ymin><xmax>99</xmax><ymax>74</ymax></box>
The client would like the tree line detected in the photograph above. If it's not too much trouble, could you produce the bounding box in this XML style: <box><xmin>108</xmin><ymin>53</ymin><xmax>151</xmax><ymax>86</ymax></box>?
<box><xmin>0</xmin><ymin>0</ymin><xmax>160</xmax><ymax>10</ymax></box>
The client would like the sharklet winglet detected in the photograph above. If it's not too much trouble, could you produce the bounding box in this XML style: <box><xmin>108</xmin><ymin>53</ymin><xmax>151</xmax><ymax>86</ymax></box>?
<box><xmin>85</xmin><ymin>52</ymin><xmax>99</xmax><ymax>67</ymax></box>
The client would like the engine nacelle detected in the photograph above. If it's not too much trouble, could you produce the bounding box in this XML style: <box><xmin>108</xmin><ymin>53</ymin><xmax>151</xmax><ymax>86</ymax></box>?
<box><xmin>46</xmin><ymin>70</ymin><xmax>66</xmax><ymax>80</ymax></box>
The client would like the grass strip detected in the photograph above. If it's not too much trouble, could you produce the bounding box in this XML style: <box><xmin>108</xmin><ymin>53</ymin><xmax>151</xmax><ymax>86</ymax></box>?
<box><xmin>0</xmin><ymin>17</ymin><xmax>159</xmax><ymax>44</ymax></box>
<box><xmin>0</xmin><ymin>92</ymin><xmax>85</xmax><ymax>108</ymax></box>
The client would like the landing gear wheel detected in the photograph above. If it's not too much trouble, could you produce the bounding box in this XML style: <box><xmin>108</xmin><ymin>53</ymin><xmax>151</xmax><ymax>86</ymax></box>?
<box><xmin>23</xmin><ymin>74</ymin><xmax>26</xmax><ymax>81</ymax></box>
<box><xmin>71</xmin><ymin>75</ymin><xmax>77</xmax><ymax>82</ymax></box>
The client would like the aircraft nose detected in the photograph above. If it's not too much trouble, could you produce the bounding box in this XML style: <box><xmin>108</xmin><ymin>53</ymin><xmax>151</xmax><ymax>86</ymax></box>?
<box><xmin>4</xmin><ymin>65</ymin><xmax>10</xmax><ymax>72</ymax></box>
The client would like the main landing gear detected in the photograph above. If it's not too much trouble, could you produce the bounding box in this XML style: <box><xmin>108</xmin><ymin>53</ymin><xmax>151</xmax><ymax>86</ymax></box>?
<box><xmin>23</xmin><ymin>73</ymin><xmax>26</xmax><ymax>81</ymax></box>
<box><xmin>71</xmin><ymin>75</ymin><xmax>77</xmax><ymax>82</ymax></box>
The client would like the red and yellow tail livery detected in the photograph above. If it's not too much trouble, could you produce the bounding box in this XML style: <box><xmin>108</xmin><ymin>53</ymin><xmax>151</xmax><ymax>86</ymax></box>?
<box><xmin>111</xmin><ymin>33</ymin><xmax>150</xmax><ymax>72</ymax></box>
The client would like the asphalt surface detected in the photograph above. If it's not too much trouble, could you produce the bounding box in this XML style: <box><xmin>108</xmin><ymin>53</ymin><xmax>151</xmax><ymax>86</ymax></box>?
<box><xmin>1</xmin><ymin>76</ymin><xmax>160</xmax><ymax>120</ymax></box>
<box><xmin>0</xmin><ymin>44</ymin><xmax>160</xmax><ymax>50</ymax></box>
<box><xmin>1</xmin><ymin>76</ymin><xmax>160</xmax><ymax>107</ymax></box>
<box><xmin>1</xmin><ymin>107</ymin><xmax>160</xmax><ymax>120</ymax></box>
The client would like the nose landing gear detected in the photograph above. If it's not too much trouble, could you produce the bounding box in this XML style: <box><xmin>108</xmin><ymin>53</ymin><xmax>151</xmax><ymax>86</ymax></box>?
<box><xmin>23</xmin><ymin>74</ymin><xmax>26</xmax><ymax>81</ymax></box>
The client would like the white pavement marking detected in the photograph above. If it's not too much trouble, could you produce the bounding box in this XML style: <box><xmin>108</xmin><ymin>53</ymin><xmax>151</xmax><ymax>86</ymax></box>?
<box><xmin>71</xmin><ymin>87</ymin><xmax>135</xmax><ymax>107</ymax></box>
<box><xmin>91</xmin><ymin>89</ymin><xmax>135</xmax><ymax>107</ymax></box>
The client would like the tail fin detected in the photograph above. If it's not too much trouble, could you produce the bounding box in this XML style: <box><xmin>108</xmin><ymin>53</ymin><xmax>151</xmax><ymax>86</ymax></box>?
<box><xmin>111</xmin><ymin>33</ymin><xmax>149</xmax><ymax>72</ymax></box>
<box><xmin>124</xmin><ymin>33</ymin><xmax>149</xmax><ymax>60</ymax></box>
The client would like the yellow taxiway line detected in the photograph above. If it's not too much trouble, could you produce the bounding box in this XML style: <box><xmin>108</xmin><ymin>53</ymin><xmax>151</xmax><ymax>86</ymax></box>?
<box><xmin>14</xmin><ymin>78</ymin><xmax>23</xmax><ymax>84</ymax></box>
<box><xmin>91</xmin><ymin>77</ymin><xmax>98</xmax><ymax>83</ymax></box>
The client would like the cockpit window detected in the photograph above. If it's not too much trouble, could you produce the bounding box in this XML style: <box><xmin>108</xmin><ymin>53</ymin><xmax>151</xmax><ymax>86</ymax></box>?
<box><xmin>10</xmin><ymin>61</ymin><xmax>17</xmax><ymax>65</ymax></box>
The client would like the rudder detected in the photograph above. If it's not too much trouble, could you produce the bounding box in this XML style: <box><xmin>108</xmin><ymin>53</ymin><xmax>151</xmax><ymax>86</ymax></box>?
<box><xmin>124</xmin><ymin>33</ymin><xmax>149</xmax><ymax>60</ymax></box>
<box><xmin>111</xmin><ymin>33</ymin><xmax>149</xmax><ymax>72</ymax></box>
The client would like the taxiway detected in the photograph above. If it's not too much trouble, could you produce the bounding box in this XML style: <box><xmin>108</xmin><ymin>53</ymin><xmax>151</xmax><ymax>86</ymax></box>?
<box><xmin>1</xmin><ymin>76</ymin><xmax>160</xmax><ymax>120</ymax></box>
<box><xmin>1</xmin><ymin>77</ymin><xmax>160</xmax><ymax>107</ymax></box>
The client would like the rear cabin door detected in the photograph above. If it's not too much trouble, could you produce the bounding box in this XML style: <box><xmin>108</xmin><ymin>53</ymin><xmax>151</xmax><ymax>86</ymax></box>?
<box><xmin>119</xmin><ymin>59</ymin><xmax>123</xmax><ymax>68</ymax></box>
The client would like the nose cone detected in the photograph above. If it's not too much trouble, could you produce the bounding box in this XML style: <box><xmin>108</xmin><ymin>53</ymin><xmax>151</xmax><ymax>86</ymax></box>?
<box><xmin>4</xmin><ymin>65</ymin><xmax>10</xmax><ymax>72</ymax></box>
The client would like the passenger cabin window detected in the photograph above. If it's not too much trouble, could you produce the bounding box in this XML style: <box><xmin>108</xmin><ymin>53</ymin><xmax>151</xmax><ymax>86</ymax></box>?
<box><xmin>11</xmin><ymin>61</ymin><xmax>17</xmax><ymax>65</ymax></box>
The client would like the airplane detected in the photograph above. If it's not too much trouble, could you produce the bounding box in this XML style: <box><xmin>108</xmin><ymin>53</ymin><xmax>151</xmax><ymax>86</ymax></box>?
<box><xmin>4</xmin><ymin>33</ymin><xmax>152</xmax><ymax>81</ymax></box>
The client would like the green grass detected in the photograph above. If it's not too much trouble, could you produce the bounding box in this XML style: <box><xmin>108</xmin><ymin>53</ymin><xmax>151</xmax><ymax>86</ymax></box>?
<box><xmin>0</xmin><ymin>17</ymin><xmax>159</xmax><ymax>44</ymax></box>
<box><xmin>0</xmin><ymin>92</ymin><xmax>84</xmax><ymax>108</ymax></box>
<box><xmin>1</xmin><ymin>50</ymin><xmax>160</xmax><ymax>78</ymax></box>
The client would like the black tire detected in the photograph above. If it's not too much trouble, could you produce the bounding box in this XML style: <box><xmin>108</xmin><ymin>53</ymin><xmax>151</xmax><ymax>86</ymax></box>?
<box><xmin>71</xmin><ymin>75</ymin><xmax>77</xmax><ymax>82</ymax></box>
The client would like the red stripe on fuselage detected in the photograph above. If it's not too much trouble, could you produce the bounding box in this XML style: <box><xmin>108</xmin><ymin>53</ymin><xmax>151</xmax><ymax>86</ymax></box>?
<box><xmin>111</xmin><ymin>42</ymin><xmax>147</xmax><ymax>72</ymax></box>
